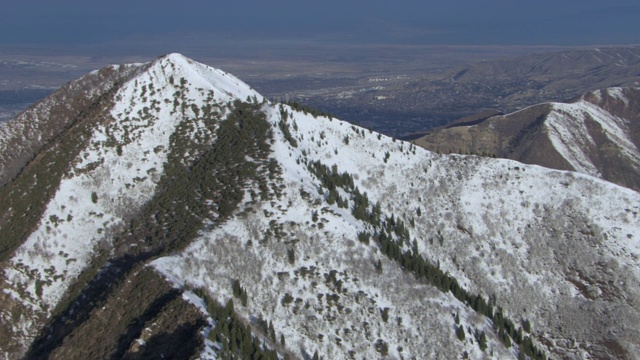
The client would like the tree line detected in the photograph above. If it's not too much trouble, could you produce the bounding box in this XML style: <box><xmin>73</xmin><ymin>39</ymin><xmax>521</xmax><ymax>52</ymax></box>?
<box><xmin>307</xmin><ymin>159</ymin><xmax>548</xmax><ymax>360</ymax></box>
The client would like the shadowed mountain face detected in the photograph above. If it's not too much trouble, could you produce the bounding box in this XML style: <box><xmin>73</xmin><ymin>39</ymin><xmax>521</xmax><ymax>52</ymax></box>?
<box><xmin>413</xmin><ymin>87</ymin><xmax>640</xmax><ymax>191</ymax></box>
<box><xmin>1</xmin><ymin>55</ymin><xmax>639</xmax><ymax>360</ymax></box>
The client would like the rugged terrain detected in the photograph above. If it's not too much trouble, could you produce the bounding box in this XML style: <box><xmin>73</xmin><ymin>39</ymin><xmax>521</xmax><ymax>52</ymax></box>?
<box><xmin>0</xmin><ymin>54</ymin><xmax>639</xmax><ymax>359</ymax></box>
<box><xmin>413</xmin><ymin>87</ymin><xmax>640</xmax><ymax>191</ymax></box>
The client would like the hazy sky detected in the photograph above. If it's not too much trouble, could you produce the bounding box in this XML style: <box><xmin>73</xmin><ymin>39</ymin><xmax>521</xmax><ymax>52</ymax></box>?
<box><xmin>1</xmin><ymin>0</ymin><xmax>639</xmax><ymax>46</ymax></box>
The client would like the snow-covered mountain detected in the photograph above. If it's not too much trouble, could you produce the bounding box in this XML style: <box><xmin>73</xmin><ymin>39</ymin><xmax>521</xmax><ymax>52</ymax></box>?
<box><xmin>413</xmin><ymin>87</ymin><xmax>640</xmax><ymax>191</ymax></box>
<box><xmin>1</xmin><ymin>54</ymin><xmax>639</xmax><ymax>360</ymax></box>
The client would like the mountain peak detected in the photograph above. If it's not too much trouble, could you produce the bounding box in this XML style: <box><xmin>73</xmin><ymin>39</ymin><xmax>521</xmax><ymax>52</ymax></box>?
<box><xmin>137</xmin><ymin>52</ymin><xmax>263</xmax><ymax>106</ymax></box>
<box><xmin>158</xmin><ymin>52</ymin><xmax>190</xmax><ymax>63</ymax></box>
<box><xmin>152</xmin><ymin>52</ymin><xmax>201</xmax><ymax>72</ymax></box>
<box><xmin>1</xmin><ymin>56</ymin><xmax>639</xmax><ymax>360</ymax></box>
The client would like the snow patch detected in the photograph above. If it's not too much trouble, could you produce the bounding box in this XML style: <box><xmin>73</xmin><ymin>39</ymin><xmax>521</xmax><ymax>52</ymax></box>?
<box><xmin>545</xmin><ymin>100</ymin><xmax>640</xmax><ymax>176</ymax></box>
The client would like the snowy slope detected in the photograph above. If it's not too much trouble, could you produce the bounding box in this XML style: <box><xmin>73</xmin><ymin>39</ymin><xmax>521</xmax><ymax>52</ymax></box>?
<box><xmin>544</xmin><ymin>88</ymin><xmax>640</xmax><ymax>177</ymax></box>
<box><xmin>0</xmin><ymin>53</ymin><xmax>263</xmax><ymax>354</ymax></box>
<box><xmin>1</xmin><ymin>54</ymin><xmax>639</xmax><ymax>359</ymax></box>
<box><xmin>0</xmin><ymin>63</ymin><xmax>140</xmax><ymax>188</ymax></box>
<box><xmin>153</xmin><ymin>91</ymin><xmax>640</xmax><ymax>358</ymax></box>
<box><xmin>153</xmin><ymin>106</ymin><xmax>517</xmax><ymax>359</ymax></box>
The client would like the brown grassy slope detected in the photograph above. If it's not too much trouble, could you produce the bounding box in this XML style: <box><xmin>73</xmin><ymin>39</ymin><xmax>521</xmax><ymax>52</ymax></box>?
<box><xmin>414</xmin><ymin>87</ymin><xmax>640</xmax><ymax>190</ymax></box>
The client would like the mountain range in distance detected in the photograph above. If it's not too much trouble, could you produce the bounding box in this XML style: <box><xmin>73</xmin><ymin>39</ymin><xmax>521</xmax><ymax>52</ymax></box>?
<box><xmin>0</xmin><ymin>54</ymin><xmax>638</xmax><ymax>359</ymax></box>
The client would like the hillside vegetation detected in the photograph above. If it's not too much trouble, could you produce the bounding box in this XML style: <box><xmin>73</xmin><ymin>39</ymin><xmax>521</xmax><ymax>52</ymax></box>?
<box><xmin>0</xmin><ymin>54</ymin><xmax>638</xmax><ymax>359</ymax></box>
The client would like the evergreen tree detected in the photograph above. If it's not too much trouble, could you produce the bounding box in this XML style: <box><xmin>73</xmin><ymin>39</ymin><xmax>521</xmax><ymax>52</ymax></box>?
<box><xmin>240</xmin><ymin>288</ymin><xmax>248</xmax><ymax>306</ymax></box>
<box><xmin>478</xmin><ymin>331</ymin><xmax>487</xmax><ymax>351</ymax></box>
<box><xmin>381</xmin><ymin>307</ymin><xmax>390</xmax><ymax>322</ymax></box>
<box><xmin>456</xmin><ymin>326</ymin><xmax>466</xmax><ymax>341</ymax></box>
<box><xmin>287</xmin><ymin>248</ymin><xmax>295</xmax><ymax>265</ymax></box>
<box><xmin>518</xmin><ymin>350</ymin><xmax>526</xmax><ymax>360</ymax></box>
<box><xmin>269</xmin><ymin>321</ymin><xmax>276</xmax><ymax>343</ymax></box>
<box><xmin>375</xmin><ymin>259</ymin><xmax>383</xmax><ymax>274</ymax></box>
<box><xmin>232</xmin><ymin>279</ymin><xmax>241</xmax><ymax>297</ymax></box>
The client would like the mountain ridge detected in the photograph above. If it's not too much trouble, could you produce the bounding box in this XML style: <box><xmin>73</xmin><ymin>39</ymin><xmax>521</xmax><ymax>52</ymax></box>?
<box><xmin>413</xmin><ymin>86</ymin><xmax>640</xmax><ymax>191</ymax></box>
<box><xmin>0</xmin><ymin>54</ymin><xmax>639</xmax><ymax>359</ymax></box>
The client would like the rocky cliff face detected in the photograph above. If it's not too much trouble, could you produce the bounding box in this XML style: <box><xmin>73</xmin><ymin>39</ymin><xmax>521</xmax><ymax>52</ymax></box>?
<box><xmin>1</xmin><ymin>54</ymin><xmax>639</xmax><ymax>359</ymax></box>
